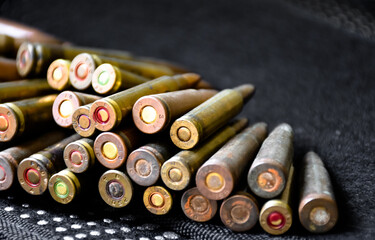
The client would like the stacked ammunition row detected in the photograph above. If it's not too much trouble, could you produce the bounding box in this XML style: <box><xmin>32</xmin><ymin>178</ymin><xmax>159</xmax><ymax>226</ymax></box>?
<box><xmin>0</xmin><ymin>18</ymin><xmax>338</xmax><ymax>236</ymax></box>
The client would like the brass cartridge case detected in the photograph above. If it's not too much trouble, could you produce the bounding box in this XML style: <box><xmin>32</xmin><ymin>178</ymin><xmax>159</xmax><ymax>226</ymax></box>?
<box><xmin>0</xmin><ymin>94</ymin><xmax>58</xmax><ymax>142</ymax></box>
<box><xmin>161</xmin><ymin>118</ymin><xmax>248</xmax><ymax>191</ymax></box>
<box><xmin>64</xmin><ymin>138</ymin><xmax>95</xmax><ymax>173</ymax></box>
<box><xmin>143</xmin><ymin>185</ymin><xmax>173</xmax><ymax>215</ymax></box>
<box><xmin>299</xmin><ymin>152</ymin><xmax>338</xmax><ymax>233</ymax></box>
<box><xmin>127</xmin><ymin>142</ymin><xmax>178</xmax><ymax>186</ymax></box>
<box><xmin>181</xmin><ymin>187</ymin><xmax>217</xmax><ymax>222</ymax></box>
<box><xmin>170</xmin><ymin>84</ymin><xmax>255</xmax><ymax>150</ymax></box>
<box><xmin>196</xmin><ymin>123</ymin><xmax>267</xmax><ymax>200</ymax></box>
<box><xmin>98</xmin><ymin>169</ymin><xmax>133</xmax><ymax>208</ymax></box>
<box><xmin>92</xmin><ymin>63</ymin><xmax>150</xmax><ymax>95</ymax></box>
<box><xmin>46</xmin><ymin>59</ymin><xmax>71</xmax><ymax>90</ymax></box>
<box><xmin>17</xmin><ymin>134</ymin><xmax>81</xmax><ymax>195</ymax></box>
<box><xmin>0</xmin><ymin>131</ymin><xmax>66</xmax><ymax>190</ymax></box>
<box><xmin>259</xmin><ymin>166</ymin><xmax>294</xmax><ymax>235</ymax></box>
<box><xmin>0</xmin><ymin>57</ymin><xmax>21</xmax><ymax>81</ymax></box>
<box><xmin>48</xmin><ymin>169</ymin><xmax>81</xmax><ymax>204</ymax></box>
<box><xmin>133</xmin><ymin>89</ymin><xmax>217</xmax><ymax>134</ymax></box>
<box><xmin>220</xmin><ymin>190</ymin><xmax>259</xmax><ymax>232</ymax></box>
<box><xmin>90</xmin><ymin>73</ymin><xmax>201</xmax><ymax>132</ymax></box>
<box><xmin>248</xmin><ymin>123</ymin><xmax>293</xmax><ymax>199</ymax></box>
<box><xmin>52</xmin><ymin>91</ymin><xmax>100</xmax><ymax>128</ymax></box>
<box><xmin>0</xmin><ymin>79</ymin><xmax>53</xmax><ymax>103</ymax></box>
<box><xmin>16</xmin><ymin>42</ymin><xmax>133</xmax><ymax>77</ymax></box>
<box><xmin>94</xmin><ymin>125</ymin><xmax>145</xmax><ymax>169</ymax></box>
<box><xmin>72</xmin><ymin>103</ymin><xmax>96</xmax><ymax>137</ymax></box>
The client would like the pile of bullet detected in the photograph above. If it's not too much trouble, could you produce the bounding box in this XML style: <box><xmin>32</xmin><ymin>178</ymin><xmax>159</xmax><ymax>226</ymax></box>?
<box><xmin>0</xmin><ymin>18</ymin><xmax>338</xmax><ymax>236</ymax></box>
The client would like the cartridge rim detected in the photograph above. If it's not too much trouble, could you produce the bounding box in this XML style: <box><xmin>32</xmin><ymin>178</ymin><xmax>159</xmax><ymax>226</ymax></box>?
<box><xmin>53</xmin><ymin>91</ymin><xmax>83</xmax><ymax>128</ymax></box>
<box><xmin>48</xmin><ymin>170</ymin><xmax>78</xmax><ymax>204</ymax></box>
<box><xmin>64</xmin><ymin>140</ymin><xmax>94</xmax><ymax>173</ymax></box>
<box><xmin>72</xmin><ymin>106</ymin><xmax>96</xmax><ymax>137</ymax></box>
<box><xmin>170</xmin><ymin>119</ymin><xmax>201</xmax><ymax>150</ymax></box>
<box><xmin>299</xmin><ymin>193</ymin><xmax>338</xmax><ymax>233</ymax></box>
<box><xmin>259</xmin><ymin>199</ymin><xmax>292</xmax><ymax>235</ymax></box>
<box><xmin>18</xmin><ymin>156</ymin><xmax>50</xmax><ymax>195</ymax></box>
<box><xmin>90</xmin><ymin>99</ymin><xmax>121</xmax><ymax>132</ymax></box>
<box><xmin>98</xmin><ymin>170</ymin><xmax>133</xmax><ymax>208</ymax></box>
<box><xmin>196</xmin><ymin>163</ymin><xmax>234</xmax><ymax>200</ymax></box>
<box><xmin>92</xmin><ymin>63</ymin><xmax>118</xmax><ymax>94</ymax></box>
<box><xmin>160</xmin><ymin>159</ymin><xmax>190</xmax><ymax>191</ymax></box>
<box><xmin>248</xmin><ymin>160</ymin><xmax>286</xmax><ymax>199</ymax></box>
<box><xmin>94</xmin><ymin>132</ymin><xmax>128</xmax><ymax>169</ymax></box>
<box><xmin>132</xmin><ymin>96</ymin><xmax>169</xmax><ymax>134</ymax></box>
<box><xmin>47</xmin><ymin>59</ymin><xmax>71</xmax><ymax>90</ymax></box>
<box><xmin>0</xmin><ymin>104</ymin><xmax>19</xmax><ymax>142</ymax></box>
<box><xmin>127</xmin><ymin>147</ymin><xmax>162</xmax><ymax>186</ymax></box>
<box><xmin>16</xmin><ymin>42</ymin><xmax>35</xmax><ymax>77</ymax></box>
<box><xmin>220</xmin><ymin>194</ymin><xmax>259</xmax><ymax>232</ymax></box>
<box><xmin>70</xmin><ymin>53</ymin><xmax>96</xmax><ymax>90</ymax></box>
<box><xmin>0</xmin><ymin>155</ymin><xmax>15</xmax><ymax>190</ymax></box>
<box><xmin>143</xmin><ymin>186</ymin><xmax>173</xmax><ymax>215</ymax></box>
<box><xmin>181</xmin><ymin>187</ymin><xmax>217</xmax><ymax>222</ymax></box>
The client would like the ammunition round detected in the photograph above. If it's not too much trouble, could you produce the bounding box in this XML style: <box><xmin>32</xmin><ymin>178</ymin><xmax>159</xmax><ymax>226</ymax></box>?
<box><xmin>16</xmin><ymin>42</ymin><xmax>35</xmax><ymax>77</ymax></box>
<box><xmin>181</xmin><ymin>187</ymin><xmax>217</xmax><ymax>222</ymax></box>
<box><xmin>47</xmin><ymin>59</ymin><xmax>71</xmax><ymax>90</ymax></box>
<box><xmin>259</xmin><ymin>200</ymin><xmax>292</xmax><ymax>235</ymax></box>
<box><xmin>160</xmin><ymin>159</ymin><xmax>190</xmax><ymax>191</ymax></box>
<box><xmin>0</xmin><ymin>104</ymin><xmax>18</xmax><ymax>142</ymax></box>
<box><xmin>94</xmin><ymin>132</ymin><xmax>129</xmax><ymax>169</ymax></box>
<box><xmin>70</xmin><ymin>53</ymin><xmax>99</xmax><ymax>90</ymax></box>
<box><xmin>143</xmin><ymin>186</ymin><xmax>173</xmax><ymax>215</ymax></box>
<box><xmin>48</xmin><ymin>169</ymin><xmax>80</xmax><ymax>204</ymax></box>
<box><xmin>0</xmin><ymin>156</ymin><xmax>14</xmax><ymax>190</ymax></box>
<box><xmin>72</xmin><ymin>104</ymin><xmax>96</xmax><ymax>137</ymax></box>
<box><xmin>64</xmin><ymin>139</ymin><xmax>95</xmax><ymax>173</ymax></box>
<box><xmin>92</xmin><ymin>63</ymin><xmax>118</xmax><ymax>94</ymax></box>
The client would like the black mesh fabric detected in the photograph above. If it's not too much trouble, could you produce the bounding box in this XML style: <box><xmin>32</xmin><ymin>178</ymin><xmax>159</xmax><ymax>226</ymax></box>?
<box><xmin>0</xmin><ymin>0</ymin><xmax>374</xmax><ymax>239</ymax></box>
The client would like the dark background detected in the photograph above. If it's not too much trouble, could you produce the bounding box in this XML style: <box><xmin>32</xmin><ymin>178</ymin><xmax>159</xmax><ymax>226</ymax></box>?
<box><xmin>0</xmin><ymin>0</ymin><xmax>374</xmax><ymax>239</ymax></box>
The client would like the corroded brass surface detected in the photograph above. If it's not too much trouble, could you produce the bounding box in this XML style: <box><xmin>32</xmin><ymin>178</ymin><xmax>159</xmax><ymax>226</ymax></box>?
<box><xmin>181</xmin><ymin>187</ymin><xmax>217</xmax><ymax>222</ymax></box>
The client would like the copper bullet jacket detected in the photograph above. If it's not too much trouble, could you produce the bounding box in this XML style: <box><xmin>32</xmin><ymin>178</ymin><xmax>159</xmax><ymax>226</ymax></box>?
<box><xmin>94</xmin><ymin>126</ymin><xmax>145</xmax><ymax>169</ymax></box>
<box><xmin>0</xmin><ymin>79</ymin><xmax>54</xmax><ymax>103</ymax></box>
<box><xmin>47</xmin><ymin>59</ymin><xmax>71</xmax><ymax>90</ymax></box>
<box><xmin>92</xmin><ymin>64</ymin><xmax>150</xmax><ymax>95</ymax></box>
<box><xmin>220</xmin><ymin>191</ymin><xmax>259</xmax><ymax>232</ymax></box>
<box><xmin>299</xmin><ymin>152</ymin><xmax>338</xmax><ymax>233</ymax></box>
<box><xmin>127</xmin><ymin>142</ymin><xmax>177</xmax><ymax>186</ymax></box>
<box><xmin>0</xmin><ymin>131</ymin><xmax>66</xmax><ymax>191</ymax></box>
<box><xmin>143</xmin><ymin>185</ymin><xmax>173</xmax><ymax>215</ymax></box>
<box><xmin>259</xmin><ymin>166</ymin><xmax>294</xmax><ymax>235</ymax></box>
<box><xmin>64</xmin><ymin>138</ymin><xmax>95</xmax><ymax>173</ymax></box>
<box><xmin>98</xmin><ymin>169</ymin><xmax>133</xmax><ymax>208</ymax></box>
<box><xmin>48</xmin><ymin>169</ymin><xmax>81</xmax><ymax>204</ymax></box>
<box><xmin>181</xmin><ymin>187</ymin><xmax>217</xmax><ymax>222</ymax></box>
<box><xmin>161</xmin><ymin>118</ymin><xmax>248</xmax><ymax>191</ymax></box>
<box><xmin>170</xmin><ymin>84</ymin><xmax>255</xmax><ymax>150</ymax></box>
<box><xmin>17</xmin><ymin>134</ymin><xmax>81</xmax><ymax>195</ymax></box>
<box><xmin>0</xmin><ymin>94</ymin><xmax>58</xmax><ymax>142</ymax></box>
<box><xmin>248</xmin><ymin>123</ymin><xmax>294</xmax><ymax>199</ymax></box>
<box><xmin>72</xmin><ymin>103</ymin><xmax>96</xmax><ymax>137</ymax></box>
<box><xmin>196</xmin><ymin>122</ymin><xmax>267</xmax><ymax>200</ymax></box>
<box><xmin>52</xmin><ymin>91</ymin><xmax>101</xmax><ymax>128</ymax></box>
<box><xmin>90</xmin><ymin>73</ymin><xmax>201</xmax><ymax>132</ymax></box>
<box><xmin>0</xmin><ymin>57</ymin><xmax>21</xmax><ymax>81</ymax></box>
<box><xmin>132</xmin><ymin>89</ymin><xmax>217</xmax><ymax>134</ymax></box>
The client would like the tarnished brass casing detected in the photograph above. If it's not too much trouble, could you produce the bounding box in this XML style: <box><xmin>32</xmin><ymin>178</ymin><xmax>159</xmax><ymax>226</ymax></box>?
<box><xmin>72</xmin><ymin>103</ymin><xmax>96</xmax><ymax>137</ymax></box>
<box><xmin>48</xmin><ymin>169</ymin><xmax>81</xmax><ymax>204</ymax></box>
<box><xmin>0</xmin><ymin>57</ymin><xmax>21</xmax><ymax>81</ymax></box>
<box><xmin>181</xmin><ymin>187</ymin><xmax>217</xmax><ymax>222</ymax></box>
<box><xmin>47</xmin><ymin>59</ymin><xmax>71</xmax><ymax>90</ymax></box>
<box><xmin>64</xmin><ymin>138</ymin><xmax>95</xmax><ymax>173</ymax></box>
<box><xmin>0</xmin><ymin>79</ymin><xmax>53</xmax><ymax>103</ymax></box>
<box><xmin>143</xmin><ymin>185</ymin><xmax>173</xmax><ymax>215</ymax></box>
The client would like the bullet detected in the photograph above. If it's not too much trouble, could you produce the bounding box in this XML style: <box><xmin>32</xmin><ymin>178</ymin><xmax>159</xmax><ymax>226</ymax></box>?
<box><xmin>52</xmin><ymin>91</ymin><xmax>101</xmax><ymax>128</ymax></box>
<box><xmin>98</xmin><ymin>169</ymin><xmax>133</xmax><ymax>208</ymax></box>
<box><xmin>0</xmin><ymin>131</ymin><xmax>66</xmax><ymax>190</ymax></box>
<box><xmin>92</xmin><ymin>63</ymin><xmax>150</xmax><ymax>95</ymax></box>
<box><xmin>69</xmin><ymin>53</ymin><xmax>175</xmax><ymax>90</ymax></box>
<box><xmin>181</xmin><ymin>187</ymin><xmax>217</xmax><ymax>222</ymax></box>
<box><xmin>0</xmin><ymin>94</ymin><xmax>58</xmax><ymax>142</ymax></box>
<box><xmin>17</xmin><ymin>134</ymin><xmax>81</xmax><ymax>195</ymax></box>
<box><xmin>0</xmin><ymin>57</ymin><xmax>21</xmax><ymax>81</ymax></box>
<box><xmin>16</xmin><ymin>42</ymin><xmax>133</xmax><ymax>78</ymax></box>
<box><xmin>90</xmin><ymin>73</ymin><xmax>201</xmax><ymax>132</ymax></box>
<box><xmin>170</xmin><ymin>84</ymin><xmax>255</xmax><ymax>150</ymax></box>
<box><xmin>259</xmin><ymin>166</ymin><xmax>294</xmax><ymax>235</ymax></box>
<box><xmin>127</xmin><ymin>142</ymin><xmax>178</xmax><ymax>186</ymax></box>
<box><xmin>94</xmin><ymin>125</ymin><xmax>145</xmax><ymax>169</ymax></box>
<box><xmin>143</xmin><ymin>185</ymin><xmax>173</xmax><ymax>215</ymax></box>
<box><xmin>196</xmin><ymin>123</ymin><xmax>267</xmax><ymax>200</ymax></box>
<box><xmin>132</xmin><ymin>89</ymin><xmax>217</xmax><ymax>134</ymax></box>
<box><xmin>299</xmin><ymin>152</ymin><xmax>338</xmax><ymax>233</ymax></box>
<box><xmin>64</xmin><ymin>138</ymin><xmax>95</xmax><ymax>173</ymax></box>
<box><xmin>220</xmin><ymin>190</ymin><xmax>259</xmax><ymax>232</ymax></box>
<box><xmin>48</xmin><ymin>169</ymin><xmax>81</xmax><ymax>204</ymax></box>
<box><xmin>46</xmin><ymin>59</ymin><xmax>71</xmax><ymax>90</ymax></box>
<box><xmin>248</xmin><ymin>123</ymin><xmax>294</xmax><ymax>199</ymax></box>
<box><xmin>161</xmin><ymin>118</ymin><xmax>248</xmax><ymax>191</ymax></box>
<box><xmin>71</xmin><ymin>103</ymin><xmax>96</xmax><ymax>137</ymax></box>
<box><xmin>0</xmin><ymin>79</ymin><xmax>53</xmax><ymax>103</ymax></box>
